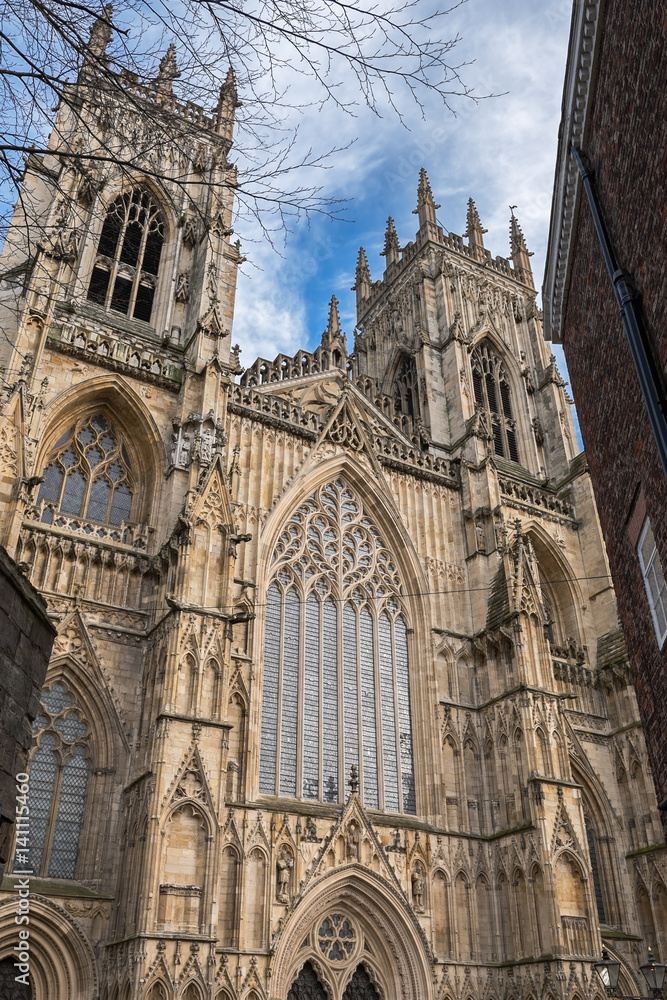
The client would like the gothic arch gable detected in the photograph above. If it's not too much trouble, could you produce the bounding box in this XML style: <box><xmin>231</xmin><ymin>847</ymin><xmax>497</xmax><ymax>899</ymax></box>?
<box><xmin>0</xmin><ymin>894</ymin><xmax>98</xmax><ymax>999</ymax></box>
<box><xmin>35</xmin><ymin>374</ymin><xmax>165</xmax><ymax>524</ymax></box>
<box><xmin>47</xmin><ymin>609</ymin><xmax>130</xmax><ymax>762</ymax></box>
<box><xmin>272</xmin><ymin>866</ymin><xmax>433</xmax><ymax>1000</ymax></box>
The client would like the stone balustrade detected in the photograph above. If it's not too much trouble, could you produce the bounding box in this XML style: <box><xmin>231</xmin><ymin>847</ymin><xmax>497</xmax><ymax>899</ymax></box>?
<box><xmin>499</xmin><ymin>475</ymin><xmax>575</xmax><ymax>519</ymax></box>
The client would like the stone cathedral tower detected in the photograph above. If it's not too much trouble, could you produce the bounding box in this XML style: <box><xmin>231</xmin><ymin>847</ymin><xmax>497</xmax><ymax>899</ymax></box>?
<box><xmin>1</xmin><ymin>19</ymin><xmax>667</xmax><ymax>1000</ymax></box>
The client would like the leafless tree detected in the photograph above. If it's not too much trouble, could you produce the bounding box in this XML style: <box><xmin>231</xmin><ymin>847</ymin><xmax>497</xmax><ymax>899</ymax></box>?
<box><xmin>0</xmin><ymin>0</ymin><xmax>480</xmax><ymax>239</ymax></box>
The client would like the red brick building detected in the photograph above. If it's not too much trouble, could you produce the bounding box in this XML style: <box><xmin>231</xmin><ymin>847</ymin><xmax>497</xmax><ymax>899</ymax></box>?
<box><xmin>543</xmin><ymin>0</ymin><xmax>667</xmax><ymax>824</ymax></box>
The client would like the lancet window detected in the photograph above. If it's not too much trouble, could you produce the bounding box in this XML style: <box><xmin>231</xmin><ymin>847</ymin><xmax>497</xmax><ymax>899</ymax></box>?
<box><xmin>87</xmin><ymin>188</ymin><xmax>164</xmax><ymax>322</ymax></box>
<box><xmin>392</xmin><ymin>353</ymin><xmax>420</xmax><ymax>419</ymax></box>
<box><xmin>37</xmin><ymin>414</ymin><xmax>134</xmax><ymax>526</ymax></box>
<box><xmin>471</xmin><ymin>342</ymin><xmax>519</xmax><ymax>462</ymax></box>
<box><xmin>12</xmin><ymin>682</ymin><xmax>90</xmax><ymax>879</ymax></box>
<box><xmin>259</xmin><ymin>478</ymin><xmax>416</xmax><ymax>814</ymax></box>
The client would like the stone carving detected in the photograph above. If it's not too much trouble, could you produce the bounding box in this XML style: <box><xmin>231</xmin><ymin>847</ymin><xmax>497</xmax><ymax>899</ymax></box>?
<box><xmin>171</xmin><ymin>411</ymin><xmax>226</xmax><ymax>469</ymax></box>
<box><xmin>175</xmin><ymin>272</ymin><xmax>189</xmax><ymax>302</ymax></box>
<box><xmin>411</xmin><ymin>867</ymin><xmax>425</xmax><ymax>912</ymax></box>
<box><xmin>277</xmin><ymin>846</ymin><xmax>294</xmax><ymax>903</ymax></box>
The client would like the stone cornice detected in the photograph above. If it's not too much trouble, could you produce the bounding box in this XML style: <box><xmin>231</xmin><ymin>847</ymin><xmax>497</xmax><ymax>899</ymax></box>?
<box><xmin>542</xmin><ymin>0</ymin><xmax>606</xmax><ymax>344</ymax></box>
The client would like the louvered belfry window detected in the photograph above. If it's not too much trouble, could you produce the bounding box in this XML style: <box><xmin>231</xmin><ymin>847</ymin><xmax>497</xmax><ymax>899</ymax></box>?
<box><xmin>12</xmin><ymin>682</ymin><xmax>90</xmax><ymax>879</ymax></box>
<box><xmin>37</xmin><ymin>414</ymin><xmax>134</xmax><ymax>526</ymax></box>
<box><xmin>87</xmin><ymin>188</ymin><xmax>164</xmax><ymax>322</ymax></box>
<box><xmin>259</xmin><ymin>478</ymin><xmax>416</xmax><ymax>814</ymax></box>
<box><xmin>471</xmin><ymin>341</ymin><xmax>520</xmax><ymax>463</ymax></box>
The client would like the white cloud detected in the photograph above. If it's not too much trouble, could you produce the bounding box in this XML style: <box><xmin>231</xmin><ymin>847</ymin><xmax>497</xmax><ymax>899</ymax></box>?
<box><xmin>231</xmin><ymin>0</ymin><xmax>573</xmax><ymax>365</ymax></box>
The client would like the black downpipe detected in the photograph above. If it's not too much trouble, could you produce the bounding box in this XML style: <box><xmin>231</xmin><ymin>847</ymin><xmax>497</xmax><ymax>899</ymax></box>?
<box><xmin>570</xmin><ymin>142</ymin><xmax>667</xmax><ymax>479</ymax></box>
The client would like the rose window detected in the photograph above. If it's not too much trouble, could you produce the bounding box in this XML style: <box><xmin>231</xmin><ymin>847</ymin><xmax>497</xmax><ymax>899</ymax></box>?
<box><xmin>318</xmin><ymin>915</ymin><xmax>356</xmax><ymax>961</ymax></box>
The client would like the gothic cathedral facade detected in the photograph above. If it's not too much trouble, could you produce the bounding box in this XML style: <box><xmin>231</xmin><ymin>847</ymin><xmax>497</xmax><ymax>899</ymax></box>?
<box><xmin>0</xmin><ymin>20</ymin><xmax>666</xmax><ymax>1000</ymax></box>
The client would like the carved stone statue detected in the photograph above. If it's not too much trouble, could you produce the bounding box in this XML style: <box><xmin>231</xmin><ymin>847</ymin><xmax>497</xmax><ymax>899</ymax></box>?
<box><xmin>179</xmin><ymin>432</ymin><xmax>191</xmax><ymax>467</ymax></box>
<box><xmin>411</xmin><ymin>869</ymin><xmax>425</xmax><ymax>911</ymax></box>
<box><xmin>276</xmin><ymin>847</ymin><xmax>293</xmax><ymax>903</ymax></box>
<box><xmin>200</xmin><ymin>427</ymin><xmax>214</xmax><ymax>463</ymax></box>
<box><xmin>475</xmin><ymin>520</ymin><xmax>487</xmax><ymax>553</ymax></box>
<box><xmin>345</xmin><ymin>820</ymin><xmax>361</xmax><ymax>862</ymax></box>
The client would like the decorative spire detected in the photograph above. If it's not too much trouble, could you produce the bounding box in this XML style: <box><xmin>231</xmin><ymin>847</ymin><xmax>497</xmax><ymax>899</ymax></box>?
<box><xmin>413</xmin><ymin>168</ymin><xmax>440</xmax><ymax>229</ymax></box>
<box><xmin>321</xmin><ymin>294</ymin><xmax>347</xmax><ymax>356</ymax></box>
<box><xmin>216</xmin><ymin>66</ymin><xmax>241</xmax><ymax>141</ymax></box>
<box><xmin>154</xmin><ymin>43</ymin><xmax>180</xmax><ymax>97</ymax></box>
<box><xmin>348</xmin><ymin>763</ymin><xmax>359</xmax><ymax>796</ymax></box>
<box><xmin>509</xmin><ymin>206</ymin><xmax>535</xmax><ymax>288</ymax></box>
<box><xmin>352</xmin><ymin>246</ymin><xmax>371</xmax><ymax>310</ymax></box>
<box><xmin>327</xmin><ymin>294</ymin><xmax>341</xmax><ymax>337</ymax></box>
<box><xmin>84</xmin><ymin>4</ymin><xmax>113</xmax><ymax>69</ymax></box>
<box><xmin>380</xmin><ymin>216</ymin><xmax>400</xmax><ymax>267</ymax></box>
<box><xmin>463</xmin><ymin>197</ymin><xmax>487</xmax><ymax>261</ymax></box>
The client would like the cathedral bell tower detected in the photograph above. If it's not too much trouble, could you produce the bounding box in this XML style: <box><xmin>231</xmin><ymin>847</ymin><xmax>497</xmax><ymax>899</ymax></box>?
<box><xmin>0</xmin><ymin>11</ymin><xmax>252</xmax><ymax>997</ymax></box>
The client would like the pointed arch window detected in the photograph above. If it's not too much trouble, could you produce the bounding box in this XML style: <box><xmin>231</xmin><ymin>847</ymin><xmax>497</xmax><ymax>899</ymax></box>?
<box><xmin>392</xmin><ymin>353</ymin><xmax>420</xmax><ymax>420</ymax></box>
<box><xmin>87</xmin><ymin>189</ymin><xmax>164</xmax><ymax>323</ymax></box>
<box><xmin>584</xmin><ymin>816</ymin><xmax>606</xmax><ymax>924</ymax></box>
<box><xmin>37</xmin><ymin>414</ymin><xmax>134</xmax><ymax>526</ymax></box>
<box><xmin>471</xmin><ymin>342</ymin><xmax>519</xmax><ymax>462</ymax></box>
<box><xmin>12</xmin><ymin>682</ymin><xmax>90</xmax><ymax>879</ymax></box>
<box><xmin>259</xmin><ymin>479</ymin><xmax>416</xmax><ymax>814</ymax></box>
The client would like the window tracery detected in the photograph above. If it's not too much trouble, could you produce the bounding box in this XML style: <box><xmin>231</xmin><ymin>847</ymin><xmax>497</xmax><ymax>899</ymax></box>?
<box><xmin>471</xmin><ymin>342</ymin><xmax>519</xmax><ymax>462</ymax></box>
<box><xmin>12</xmin><ymin>681</ymin><xmax>90</xmax><ymax>879</ymax></box>
<box><xmin>87</xmin><ymin>188</ymin><xmax>164</xmax><ymax>323</ymax></box>
<box><xmin>287</xmin><ymin>962</ymin><xmax>328</xmax><ymax>1000</ymax></box>
<box><xmin>392</xmin><ymin>354</ymin><xmax>419</xmax><ymax>419</ymax></box>
<box><xmin>259</xmin><ymin>478</ymin><xmax>416</xmax><ymax>814</ymax></box>
<box><xmin>37</xmin><ymin>414</ymin><xmax>134</xmax><ymax>526</ymax></box>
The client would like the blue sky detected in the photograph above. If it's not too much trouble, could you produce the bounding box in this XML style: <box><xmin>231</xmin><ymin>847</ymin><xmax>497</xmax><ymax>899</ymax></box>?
<box><xmin>231</xmin><ymin>0</ymin><xmax>575</xmax><ymax>408</ymax></box>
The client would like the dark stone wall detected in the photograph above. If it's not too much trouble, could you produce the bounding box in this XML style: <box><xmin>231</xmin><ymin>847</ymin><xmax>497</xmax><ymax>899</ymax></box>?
<box><xmin>0</xmin><ymin>545</ymin><xmax>56</xmax><ymax>877</ymax></box>
<box><xmin>561</xmin><ymin>0</ymin><xmax>667</xmax><ymax>823</ymax></box>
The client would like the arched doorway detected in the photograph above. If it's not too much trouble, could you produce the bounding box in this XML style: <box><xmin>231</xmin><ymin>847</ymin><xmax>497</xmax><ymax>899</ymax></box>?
<box><xmin>0</xmin><ymin>897</ymin><xmax>98</xmax><ymax>999</ymax></box>
<box><xmin>272</xmin><ymin>865</ymin><xmax>432</xmax><ymax>1000</ymax></box>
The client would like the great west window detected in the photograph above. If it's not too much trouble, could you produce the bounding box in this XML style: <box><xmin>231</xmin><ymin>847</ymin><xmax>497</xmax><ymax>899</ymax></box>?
<box><xmin>259</xmin><ymin>478</ymin><xmax>416</xmax><ymax>813</ymax></box>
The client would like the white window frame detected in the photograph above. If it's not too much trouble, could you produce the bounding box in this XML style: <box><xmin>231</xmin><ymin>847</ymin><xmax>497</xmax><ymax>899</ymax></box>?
<box><xmin>638</xmin><ymin>518</ymin><xmax>667</xmax><ymax>647</ymax></box>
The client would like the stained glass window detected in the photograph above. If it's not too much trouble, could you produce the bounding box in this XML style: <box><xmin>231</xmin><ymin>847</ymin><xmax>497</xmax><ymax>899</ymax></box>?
<box><xmin>259</xmin><ymin>478</ymin><xmax>416</xmax><ymax>813</ymax></box>
<box><xmin>471</xmin><ymin>342</ymin><xmax>520</xmax><ymax>463</ymax></box>
<box><xmin>37</xmin><ymin>414</ymin><xmax>134</xmax><ymax>526</ymax></box>
<box><xmin>87</xmin><ymin>188</ymin><xmax>164</xmax><ymax>323</ymax></box>
<box><xmin>12</xmin><ymin>683</ymin><xmax>90</xmax><ymax>880</ymax></box>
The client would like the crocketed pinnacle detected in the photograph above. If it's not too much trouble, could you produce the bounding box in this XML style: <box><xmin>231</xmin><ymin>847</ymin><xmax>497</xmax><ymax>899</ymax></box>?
<box><xmin>463</xmin><ymin>198</ymin><xmax>487</xmax><ymax>244</ymax></box>
<box><xmin>352</xmin><ymin>246</ymin><xmax>371</xmax><ymax>307</ymax></box>
<box><xmin>327</xmin><ymin>294</ymin><xmax>341</xmax><ymax>337</ymax></box>
<box><xmin>216</xmin><ymin>66</ymin><xmax>241</xmax><ymax>139</ymax></box>
<box><xmin>355</xmin><ymin>247</ymin><xmax>371</xmax><ymax>284</ymax></box>
<box><xmin>509</xmin><ymin>207</ymin><xmax>534</xmax><ymax>286</ymax></box>
<box><xmin>381</xmin><ymin>217</ymin><xmax>400</xmax><ymax>265</ymax></box>
<box><xmin>413</xmin><ymin>168</ymin><xmax>440</xmax><ymax>228</ymax></box>
<box><xmin>219</xmin><ymin>66</ymin><xmax>240</xmax><ymax>110</ymax></box>
<box><xmin>86</xmin><ymin>4</ymin><xmax>113</xmax><ymax>61</ymax></box>
<box><xmin>154</xmin><ymin>42</ymin><xmax>181</xmax><ymax>95</ymax></box>
<box><xmin>509</xmin><ymin>208</ymin><xmax>532</xmax><ymax>257</ymax></box>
